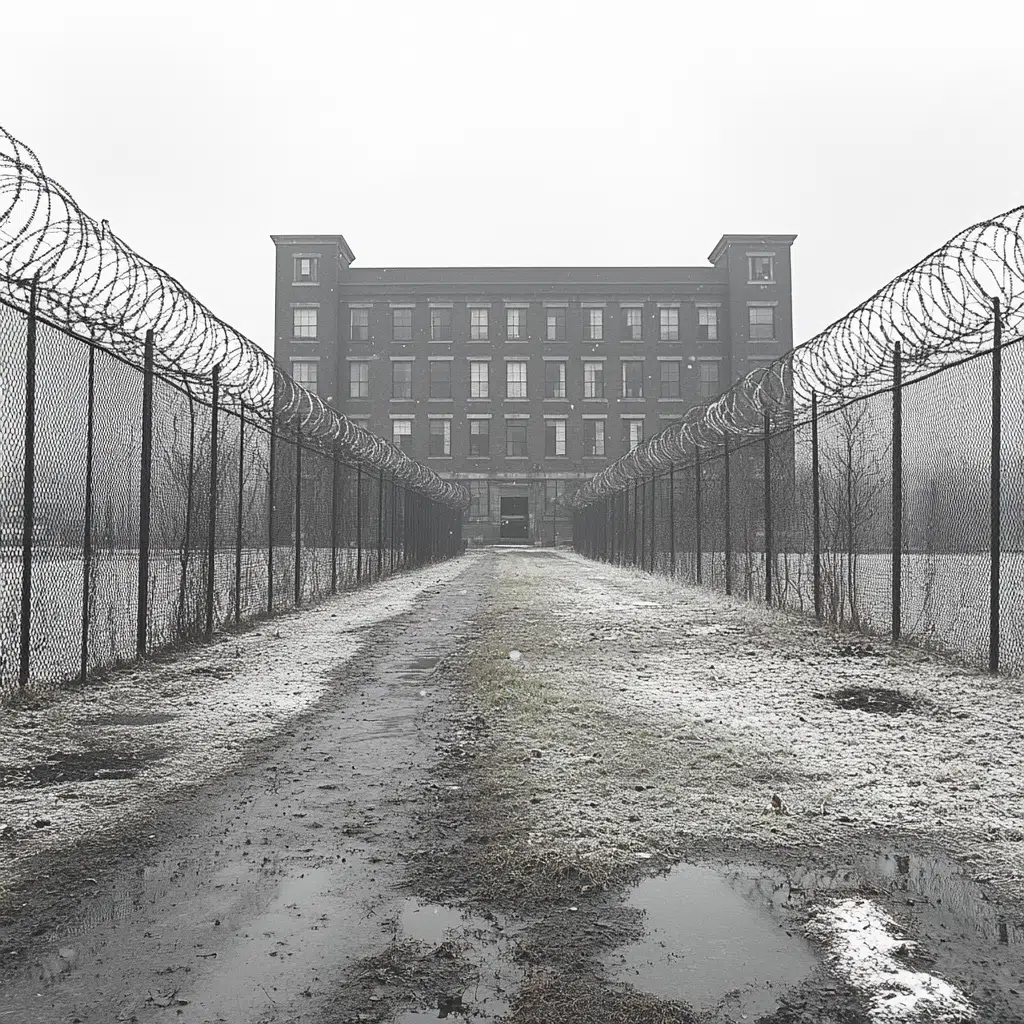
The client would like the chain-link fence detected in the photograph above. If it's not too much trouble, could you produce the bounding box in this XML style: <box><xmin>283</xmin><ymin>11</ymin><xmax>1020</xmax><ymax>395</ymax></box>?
<box><xmin>0</xmin><ymin>126</ymin><xmax>468</xmax><ymax>700</ymax></box>
<box><xmin>570</xmin><ymin>206</ymin><xmax>1024</xmax><ymax>676</ymax></box>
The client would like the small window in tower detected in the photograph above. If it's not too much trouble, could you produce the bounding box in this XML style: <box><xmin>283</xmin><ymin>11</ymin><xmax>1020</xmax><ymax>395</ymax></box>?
<box><xmin>293</xmin><ymin>257</ymin><xmax>318</xmax><ymax>283</ymax></box>
<box><xmin>748</xmin><ymin>256</ymin><xmax>774</xmax><ymax>282</ymax></box>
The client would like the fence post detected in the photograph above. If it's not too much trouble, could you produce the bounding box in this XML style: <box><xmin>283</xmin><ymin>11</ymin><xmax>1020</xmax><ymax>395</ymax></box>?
<box><xmin>234</xmin><ymin>402</ymin><xmax>245</xmax><ymax>625</ymax></box>
<box><xmin>136</xmin><ymin>329</ymin><xmax>155</xmax><ymax>658</ymax></box>
<box><xmin>390</xmin><ymin>476</ymin><xmax>397</xmax><ymax>574</ymax></box>
<box><xmin>377</xmin><ymin>468</ymin><xmax>384</xmax><ymax>579</ymax></box>
<box><xmin>764</xmin><ymin>411</ymin><xmax>773</xmax><ymax>605</ymax></box>
<box><xmin>267</xmin><ymin>408</ymin><xmax>276</xmax><ymax>615</ymax></box>
<box><xmin>695</xmin><ymin>448</ymin><xmax>703</xmax><ymax>585</ymax></box>
<box><xmin>650</xmin><ymin>474</ymin><xmax>657</xmax><ymax>573</ymax></box>
<box><xmin>205</xmin><ymin>363</ymin><xmax>220</xmax><ymax>638</ymax></box>
<box><xmin>631</xmin><ymin>484</ymin><xmax>638</xmax><ymax>567</ymax></box>
<box><xmin>294</xmin><ymin>425</ymin><xmax>302</xmax><ymax>606</ymax></box>
<box><xmin>990</xmin><ymin>297</ymin><xmax>1003</xmax><ymax>674</ymax></box>
<box><xmin>811</xmin><ymin>392</ymin><xmax>822</xmax><ymax>620</ymax></box>
<box><xmin>356</xmin><ymin>465</ymin><xmax>363</xmax><ymax>583</ymax></box>
<box><xmin>892</xmin><ymin>344</ymin><xmax>903</xmax><ymax>641</ymax></box>
<box><xmin>18</xmin><ymin>277</ymin><xmax>40</xmax><ymax>690</ymax></box>
<box><xmin>669</xmin><ymin>464</ymin><xmax>676</xmax><ymax>576</ymax></box>
<box><xmin>80</xmin><ymin>345</ymin><xmax>96</xmax><ymax>682</ymax></box>
<box><xmin>331</xmin><ymin>451</ymin><xmax>339</xmax><ymax>594</ymax></box>
<box><xmin>723</xmin><ymin>436</ymin><xmax>733</xmax><ymax>596</ymax></box>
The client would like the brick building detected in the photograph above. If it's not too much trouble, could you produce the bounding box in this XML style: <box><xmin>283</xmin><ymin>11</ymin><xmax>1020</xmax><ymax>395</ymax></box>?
<box><xmin>271</xmin><ymin>232</ymin><xmax>796</xmax><ymax>544</ymax></box>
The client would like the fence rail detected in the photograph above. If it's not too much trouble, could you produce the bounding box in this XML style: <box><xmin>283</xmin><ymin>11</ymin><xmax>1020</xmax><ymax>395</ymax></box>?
<box><xmin>0</xmin><ymin>126</ymin><xmax>467</xmax><ymax>699</ymax></box>
<box><xmin>571</xmin><ymin>207</ymin><xmax>1024</xmax><ymax>676</ymax></box>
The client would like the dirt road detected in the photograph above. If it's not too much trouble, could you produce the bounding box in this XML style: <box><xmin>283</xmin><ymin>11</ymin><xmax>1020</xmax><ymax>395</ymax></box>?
<box><xmin>2</xmin><ymin>549</ymin><xmax>1023</xmax><ymax>1023</ymax></box>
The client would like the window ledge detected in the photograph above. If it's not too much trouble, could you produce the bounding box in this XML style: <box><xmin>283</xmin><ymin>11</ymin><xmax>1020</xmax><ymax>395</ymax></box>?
<box><xmin>427</xmin><ymin>456</ymin><xmax>453</xmax><ymax>461</ymax></box>
<box><xmin>427</xmin><ymin>398</ymin><xmax>454</xmax><ymax>403</ymax></box>
<box><xmin>747</xmin><ymin>339</ymin><xmax>777</xmax><ymax>344</ymax></box>
<box><xmin>620</xmin><ymin>398</ymin><xmax>646</xmax><ymax>403</ymax></box>
<box><xmin>544</xmin><ymin>456</ymin><xmax>570</xmax><ymax>460</ymax></box>
<box><xmin>290</xmin><ymin>337</ymin><xmax>318</xmax><ymax>344</ymax></box>
<box><xmin>467</xmin><ymin>456</ymin><xmax>491</xmax><ymax>460</ymax></box>
<box><xmin>657</xmin><ymin>398</ymin><xmax>684</xmax><ymax>403</ymax></box>
<box><xmin>466</xmin><ymin>340</ymin><xmax>491</xmax><ymax>345</ymax></box>
<box><xmin>467</xmin><ymin>397</ymin><xmax>491</xmax><ymax>403</ymax></box>
<box><xmin>619</xmin><ymin>339</ymin><xmax>644</xmax><ymax>344</ymax></box>
<box><xmin>747</xmin><ymin>280</ymin><xmax>776</xmax><ymax>285</ymax></box>
<box><xmin>504</xmin><ymin>397</ymin><xmax>529</xmax><ymax>403</ymax></box>
<box><xmin>543</xmin><ymin>397</ymin><xmax>569</xmax><ymax>403</ymax></box>
<box><xmin>389</xmin><ymin>397</ymin><xmax>415</xmax><ymax>403</ymax></box>
<box><xmin>505</xmin><ymin>456</ymin><xmax>530</xmax><ymax>460</ymax></box>
<box><xmin>428</xmin><ymin>339</ymin><xmax>453</xmax><ymax>344</ymax></box>
<box><xmin>584</xmin><ymin>455</ymin><xmax>607</xmax><ymax>459</ymax></box>
<box><xmin>582</xmin><ymin>398</ymin><xmax>608</xmax><ymax>403</ymax></box>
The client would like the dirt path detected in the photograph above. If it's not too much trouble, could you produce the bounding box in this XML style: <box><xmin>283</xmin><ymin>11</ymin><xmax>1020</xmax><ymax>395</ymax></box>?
<box><xmin>3</xmin><ymin>549</ymin><xmax>1024</xmax><ymax>1023</ymax></box>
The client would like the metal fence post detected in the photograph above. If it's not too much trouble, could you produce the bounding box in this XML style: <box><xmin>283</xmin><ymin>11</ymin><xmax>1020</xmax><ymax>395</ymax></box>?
<box><xmin>356</xmin><ymin>465</ymin><xmax>363</xmax><ymax>583</ymax></box>
<box><xmin>764</xmin><ymin>411</ymin><xmax>773</xmax><ymax>605</ymax></box>
<box><xmin>695</xmin><ymin>448</ymin><xmax>703</xmax><ymax>586</ymax></box>
<box><xmin>390</xmin><ymin>476</ymin><xmax>397</xmax><ymax>574</ymax></box>
<box><xmin>267</xmin><ymin>409</ymin><xmax>276</xmax><ymax>615</ymax></box>
<box><xmin>650</xmin><ymin>473</ymin><xmax>657</xmax><ymax>573</ymax></box>
<box><xmin>377</xmin><ymin>468</ymin><xmax>384</xmax><ymax>579</ymax></box>
<box><xmin>669</xmin><ymin>464</ymin><xmax>676</xmax><ymax>576</ymax></box>
<box><xmin>80</xmin><ymin>345</ymin><xmax>96</xmax><ymax>682</ymax></box>
<box><xmin>892</xmin><ymin>344</ymin><xmax>903</xmax><ymax>641</ymax></box>
<box><xmin>723</xmin><ymin>436</ymin><xmax>732</xmax><ymax>596</ymax></box>
<box><xmin>990</xmin><ymin>297</ymin><xmax>1003</xmax><ymax>673</ymax></box>
<box><xmin>811</xmin><ymin>392</ymin><xmax>822</xmax><ymax>620</ymax></box>
<box><xmin>137</xmin><ymin>329</ymin><xmax>155</xmax><ymax>658</ymax></box>
<box><xmin>294</xmin><ymin>426</ymin><xmax>302</xmax><ymax>606</ymax></box>
<box><xmin>205</xmin><ymin>363</ymin><xmax>220</xmax><ymax>638</ymax></box>
<box><xmin>331</xmin><ymin>451</ymin><xmax>339</xmax><ymax>595</ymax></box>
<box><xmin>234</xmin><ymin>402</ymin><xmax>245</xmax><ymax>625</ymax></box>
<box><xmin>18</xmin><ymin>277</ymin><xmax>40</xmax><ymax>690</ymax></box>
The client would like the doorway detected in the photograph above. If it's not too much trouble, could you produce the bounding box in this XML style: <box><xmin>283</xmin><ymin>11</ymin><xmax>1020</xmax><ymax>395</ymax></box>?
<box><xmin>499</xmin><ymin>497</ymin><xmax>529</xmax><ymax>540</ymax></box>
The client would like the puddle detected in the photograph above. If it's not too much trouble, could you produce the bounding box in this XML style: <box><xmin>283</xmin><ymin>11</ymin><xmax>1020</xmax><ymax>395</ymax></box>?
<box><xmin>393</xmin><ymin>898</ymin><xmax>520</xmax><ymax>1022</ymax></box>
<box><xmin>614</xmin><ymin>848</ymin><xmax>1024</xmax><ymax>1021</ymax></box>
<box><xmin>0</xmin><ymin>747</ymin><xmax>166</xmax><ymax>787</ymax></box>
<box><xmin>607</xmin><ymin>863</ymin><xmax>818</xmax><ymax>1020</ymax></box>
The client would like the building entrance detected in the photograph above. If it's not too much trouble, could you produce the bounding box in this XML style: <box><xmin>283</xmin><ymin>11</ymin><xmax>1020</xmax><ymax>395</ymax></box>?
<box><xmin>499</xmin><ymin>497</ymin><xmax>529</xmax><ymax>540</ymax></box>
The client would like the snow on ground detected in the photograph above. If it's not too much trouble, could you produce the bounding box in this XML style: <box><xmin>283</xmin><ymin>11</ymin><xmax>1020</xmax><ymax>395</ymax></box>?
<box><xmin>469</xmin><ymin>551</ymin><xmax>1024</xmax><ymax>896</ymax></box>
<box><xmin>0</xmin><ymin>556</ymin><xmax>473</xmax><ymax>893</ymax></box>
<box><xmin>807</xmin><ymin>898</ymin><xmax>976</xmax><ymax>1021</ymax></box>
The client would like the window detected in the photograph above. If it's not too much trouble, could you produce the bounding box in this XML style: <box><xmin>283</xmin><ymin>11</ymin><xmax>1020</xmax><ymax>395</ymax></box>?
<box><xmin>293</xmin><ymin>257</ymin><xmax>318</xmax><ymax>283</ymax></box>
<box><xmin>430</xmin><ymin>308</ymin><xmax>452</xmax><ymax>341</ymax></box>
<box><xmin>625</xmin><ymin>307</ymin><xmax>643</xmax><ymax>341</ymax></box>
<box><xmin>506</xmin><ymin>308</ymin><xmax>525</xmax><ymax>340</ymax></box>
<box><xmin>429</xmin><ymin>360</ymin><xmax>452</xmax><ymax>399</ymax></box>
<box><xmin>544</xmin><ymin>480</ymin><xmax>563</xmax><ymax>512</ymax></box>
<box><xmin>699</xmin><ymin>360</ymin><xmax>720</xmax><ymax>398</ymax></box>
<box><xmin>393</xmin><ymin>308</ymin><xmax>413</xmax><ymax>341</ymax></box>
<box><xmin>583</xmin><ymin>361</ymin><xmax>605</xmax><ymax>399</ymax></box>
<box><xmin>291</xmin><ymin>360</ymin><xmax>318</xmax><ymax>393</ymax></box>
<box><xmin>293</xmin><ymin>308</ymin><xmax>317</xmax><ymax>339</ymax></box>
<box><xmin>545</xmin><ymin>418</ymin><xmax>567</xmax><ymax>457</ymax></box>
<box><xmin>506</xmin><ymin>361</ymin><xmax>527</xmax><ymax>399</ymax></box>
<box><xmin>470</xmin><ymin>308</ymin><xmax>489</xmax><ymax>340</ymax></box>
<box><xmin>660</xmin><ymin>361</ymin><xmax>681</xmax><ymax>399</ymax></box>
<box><xmin>469</xmin><ymin>419</ymin><xmax>490</xmax><ymax>457</ymax></box>
<box><xmin>584</xmin><ymin>419</ymin><xmax>605</xmax><ymax>457</ymax></box>
<box><xmin>392</xmin><ymin>419</ymin><xmax>412</xmax><ymax>451</ymax></box>
<box><xmin>349</xmin><ymin>361</ymin><xmax>369</xmax><ymax>399</ymax></box>
<box><xmin>505</xmin><ymin>421</ymin><xmax>528</xmax><ymax>457</ymax></box>
<box><xmin>659</xmin><ymin>308</ymin><xmax>678</xmax><ymax>342</ymax></box>
<box><xmin>350</xmin><ymin>308</ymin><xmax>369</xmax><ymax>342</ymax></box>
<box><xmin>626</xmin><ymin>419</ymin><xmax>644</xmax><ymax>450</ymax></box>
<box><xmin>749</xmin><ymin>306</ymin><xmax>775</xmax><ymax>340</ymax></box>
<box><xmin>546</xmin><ymin>308</ymin><xmax>566</xmax><ymax>341</ymax></box>
<box><xmin>544</xmin><ymin>361</ymin><xmax>566</xmax><ymax>399</ymax></box>
<box><xmin>468</xmin><ymin>480</ymin><xmax>489</xmax><ymax>519</ymax></box>
<box><xmin>697</xmin><ymin>308</ymin><xmax>718</xmax><ymax>342</ymax></box>
<box><xmin>429</xmin><ymin>419</ymin><xmax>451</xmax><ymax>457</ymax></box>
<box><xmin>392</xmin><ymin>361</ymin><xmax>413</xmax><ymax>400</ymax></box>
<box><xmin>622</xmin><ymin>360</ymin><xmax>644</xmax><ymax>399</ymax></box>
<box><xmin>748</xmin><ymin>256</ymin><xmax>774</xmax><ymax>282</ymax></box>
<box><xmin>470</xmin><ymin>361</ymin><xmax>489</xmax><ymax>399</ymax></box>
<box><xmin>586</xmin><ymin>308</ymin><xmax>603</xmax><ymax>341</ymax></box>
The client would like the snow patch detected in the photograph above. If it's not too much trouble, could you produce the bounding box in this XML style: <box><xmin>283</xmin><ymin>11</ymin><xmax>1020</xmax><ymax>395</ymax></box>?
<box><xmin>807</xmin><ymin>898</ymin><xmax>975</xmax><ymax>1021</ymax></box>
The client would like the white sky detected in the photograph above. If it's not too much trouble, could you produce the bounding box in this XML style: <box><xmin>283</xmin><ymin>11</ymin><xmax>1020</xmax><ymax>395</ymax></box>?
<box><xmin>2</xmin><ymin>0</ymin><xmax>1021</xmax><ymax>355</ymax></box>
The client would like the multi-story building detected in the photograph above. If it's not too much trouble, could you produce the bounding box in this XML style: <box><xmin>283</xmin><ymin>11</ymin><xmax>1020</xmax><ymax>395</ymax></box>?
<box><xmin>271</xmin><ymin>232</ymin><xmax>796</xmax><ymax>544</ymax></box>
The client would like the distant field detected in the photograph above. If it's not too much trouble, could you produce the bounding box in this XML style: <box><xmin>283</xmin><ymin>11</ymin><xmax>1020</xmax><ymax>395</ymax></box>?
<box><xmin>0</xmin><ymin>544</ymin><xmax>400</xmax><ymax>695</ymax></box>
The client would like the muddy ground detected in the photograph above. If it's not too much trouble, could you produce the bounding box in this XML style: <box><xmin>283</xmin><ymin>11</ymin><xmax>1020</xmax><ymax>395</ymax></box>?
<box><xmin>1</xmin><ymin>549</ymin><xmax>1023</xmax><ymax>1023</ymax></box>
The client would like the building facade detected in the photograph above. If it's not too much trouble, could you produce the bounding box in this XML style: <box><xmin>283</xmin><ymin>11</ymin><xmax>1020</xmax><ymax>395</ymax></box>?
<box><xmin>271</xmin><ymin>233</ymin><xmax>796</xmax><ymax>545</ymax></box>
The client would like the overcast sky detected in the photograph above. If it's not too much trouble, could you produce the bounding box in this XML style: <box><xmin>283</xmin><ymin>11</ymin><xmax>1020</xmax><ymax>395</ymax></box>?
<box><xmin>3</xmin><ymin>1</ymin><xmax>1021</xmax><ymax>355</ymax></box>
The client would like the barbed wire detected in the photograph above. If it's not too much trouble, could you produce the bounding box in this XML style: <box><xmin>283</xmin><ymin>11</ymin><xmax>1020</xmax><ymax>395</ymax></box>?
<box><xmin>568</xmin><ymin>206</ymin><xmax>1024</xmax><ymax>507</ymax></box>
<box><xmin>0</xmin><ymin>124</ymin><xmax>469</xmax><ymax>508</ymax></box>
